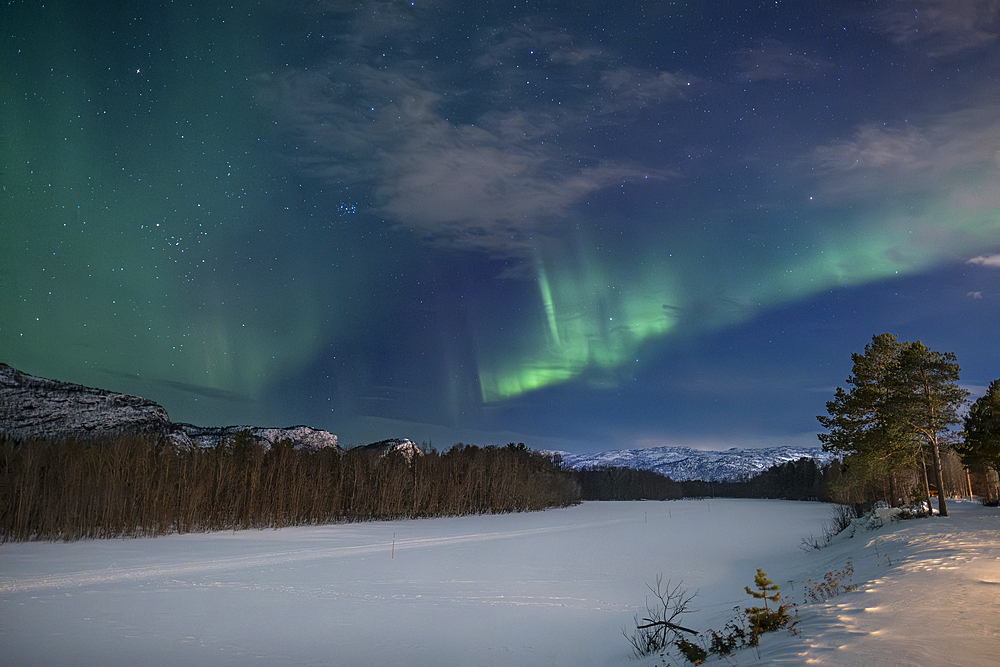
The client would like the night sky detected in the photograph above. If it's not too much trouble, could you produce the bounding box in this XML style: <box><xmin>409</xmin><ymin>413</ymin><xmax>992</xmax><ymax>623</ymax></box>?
<box><xmin>3</xmin><ymin>1</ymin><xmax>999</xmax><ymax>452</ymax></box>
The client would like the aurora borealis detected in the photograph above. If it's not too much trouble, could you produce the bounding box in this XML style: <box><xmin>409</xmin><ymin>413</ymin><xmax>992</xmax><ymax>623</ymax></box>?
<box><xmin>3</xmin><ymin>1</ymin><xmax>999</xmax><ymax>452</ymax></box>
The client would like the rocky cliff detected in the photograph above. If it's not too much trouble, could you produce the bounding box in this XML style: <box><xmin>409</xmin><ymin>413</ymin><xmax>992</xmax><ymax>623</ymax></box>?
<box><xmin>350</xmin><ymin>438</ymin><xmax>424</xmax><ymax>462</ymax></box>
<box><xmin>0</xmin><ymin>363</ymin><xmax>341</xmax><ymax>453</ymax></box>
<box><xmin>0</xmin><ymin>363</ymin><xmax>170</xmax><ymax>442</ymax></box>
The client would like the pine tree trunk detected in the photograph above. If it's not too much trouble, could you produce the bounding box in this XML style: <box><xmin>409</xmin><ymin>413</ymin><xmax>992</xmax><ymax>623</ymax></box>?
<box><xmin>930</xmin><ymin>438</ymin><xmax>948</xmax><ymax>517</ymax></box>
<box><xmin>920</xmin><ymin>450</ymin><xmax>933</xmax><ymax>514</ymax></box>
<box><xmin>917</xmin><ymin>367</ymin><xmax>948</xmax><ymax>517</ymax></box>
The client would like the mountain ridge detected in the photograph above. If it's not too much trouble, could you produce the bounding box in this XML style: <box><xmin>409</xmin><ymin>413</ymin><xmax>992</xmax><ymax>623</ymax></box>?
<box><xmin>552</xmin><ymin>444</ymin><xmax>836</xmax><ymax>482</ymax></box>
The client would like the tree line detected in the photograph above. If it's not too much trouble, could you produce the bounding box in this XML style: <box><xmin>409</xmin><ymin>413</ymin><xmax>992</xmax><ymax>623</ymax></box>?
<box><xmin>0</xmin><ymin>434</ymin><xmax>580</xmax><ymax>541</ymax></box>
<box><xmin>575</xmin><ymin>466</ymin><xmax>684</xmax><ymax>501</ymax></box>
<box><xmin>576</xmin><ymin>458</ymin><xmax>840</xmax><ymax>503</ymax></box>
<box><xmin>574</xmin><ymin>439</ymin><xmax>982</xmax><ymax>507</ymax></box>
<box><xmin>679</xmin><ymin>458</ymin><xmax>841</xmax><ymax>502</ymax></box>
<box><xmin>958</xmin><ymin>377</ymin><xmax>1000</xmax><ymax>501</ymax></box>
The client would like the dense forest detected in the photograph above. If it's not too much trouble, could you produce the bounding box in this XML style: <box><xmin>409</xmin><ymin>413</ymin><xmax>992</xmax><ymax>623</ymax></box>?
<box><xmin>575</xmin><ymin>465</ymin><xmax>683</xmax><ymax>501</ymax></box>
<box><xmin>0</xmin><ymin>434</ymin><xmax>580</xmax><ymax>541</ymax></box>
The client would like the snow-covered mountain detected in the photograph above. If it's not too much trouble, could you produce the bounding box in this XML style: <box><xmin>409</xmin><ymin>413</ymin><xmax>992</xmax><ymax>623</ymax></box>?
<box><xmin>553</xmin><ymin>444</ymin><xmax>836</xmax><ymax>482</ymax></box>
<box><xmin>0</xmin><ymin>363</ymin><xmax>342</xmax><ymax>453</ymax></box>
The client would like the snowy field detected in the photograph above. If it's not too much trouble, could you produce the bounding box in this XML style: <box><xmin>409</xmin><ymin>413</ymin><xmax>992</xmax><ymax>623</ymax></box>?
<box><xmin>2</xmin><ymin>499</ymin><xmax>998</xmax><ymax>666</ymax></box>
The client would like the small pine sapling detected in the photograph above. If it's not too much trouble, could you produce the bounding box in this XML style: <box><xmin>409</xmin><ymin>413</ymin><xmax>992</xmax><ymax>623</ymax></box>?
<box><xmin>744</xmin><ymin>568</ymin><xmax>797</xmax><ymax>646</ymax></box>
<box><xmin>667</xmin><ymin>569</ymin><xmax>802</xmax><ymax>665</ymax></box>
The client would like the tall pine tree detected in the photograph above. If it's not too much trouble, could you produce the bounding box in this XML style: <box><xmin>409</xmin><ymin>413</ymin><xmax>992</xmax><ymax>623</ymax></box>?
<box><xmin>893</xmin><ymin>342</ymin><xmax>968</xmax><ymax>516</ymax></box>
<box><xmin>817</xmin><ymin>334</ymin><xmax>917</xmax><ymax>500</ymax></box>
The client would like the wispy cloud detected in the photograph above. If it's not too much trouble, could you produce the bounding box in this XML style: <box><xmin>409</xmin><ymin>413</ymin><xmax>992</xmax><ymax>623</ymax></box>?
<box><xmin>474</xmin><ymin>20</ymin><xmax>579</xmax><ymax>69</ymax></box>
<box><xmin>812</xmin><ymin>123</ymin><xmax>931</xmax><ymax>171</ymax></box>
<box><xmin>807</xmin><ymin>97</ymin><xmax>1000</xmax><ymax>201</ymax></box>
<box><xmin>735</xmin><ymin>39</ymin><xmax>834</xmax><ymax>82</ymax></box>
<box><xmin>599</xmin><ymin>68</ymin><xmax>695</xmax><ymax>111</ymax></box>
<box><xmin>548</xmin><ymin>46</ymin><xmax>604</xmax><ymax>65</ymax></box>
<box><xmin>877</xmin><ymin>0</ymin><xmax>1000</xmax><ymax>57</ymax></box>
<box><xmin>968</xmin><ymin>254</ymin><xmax>1000</xmax><ymax>268</ymax></box>
<box><xmin>376</xmin><ymin>111</ymin><xmax>658</xmax><ymax>256</ymax></box>
<box><xmin>780</xmin><ymin>95</ymin><xmax>1000</xmax><ymax>285</ymax></box>
<box><xmin>259</xmin><ymin>8</ymin><xmax>686</xmax><ymax>262</ymax></box>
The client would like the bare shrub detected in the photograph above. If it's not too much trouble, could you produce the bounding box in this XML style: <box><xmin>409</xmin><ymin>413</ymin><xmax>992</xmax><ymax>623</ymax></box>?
<box><xmin>799</xmin><ymin>532</ymin><xmax>827</xmax><ymax>551</ymax></box>
<box><xmin>804</xmin><ymin>561</ymin><xmax>857</xmax><ymax>603</ymax></box>
<box><xmin>829</xmin><ymin>503</ymin><xmax>858</xmax><ymax>533</ymax></box>
<box><xmin>800</xmin><ymin>503</ymin><xmax>860</xmax><ymax>551</ymax></box>
<box><xmin>623</xmin><ymin>575</ymin><xmax>698</xmax><ymax>658</ymax></box>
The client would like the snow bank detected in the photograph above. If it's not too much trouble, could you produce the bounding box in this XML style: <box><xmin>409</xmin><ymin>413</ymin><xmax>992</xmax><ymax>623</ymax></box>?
<box><xmin>733</xmin><ymin>499</ymin><xmax>1000</xmax><ymax>667</ymax></box>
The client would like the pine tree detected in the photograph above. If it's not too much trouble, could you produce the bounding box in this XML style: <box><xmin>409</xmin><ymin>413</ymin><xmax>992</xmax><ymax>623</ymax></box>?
<box><xmin>957</xmin><ymin>379</ymin><xmax>1000</xmax><ymax>475</ymax></box>
<box><xmin>744</xmin><ymin>569</ymin><xmax>780</xmax><ymax>611</ymax></box>
<box><xmin>893</xmin><ymin>342</ymin><xmax>969</xmax><ymax>517</ymax></box>
<box><xmin>817</xmin><ymin>334</ymin><xmax>918</xmax><ymax>498</ymax></box>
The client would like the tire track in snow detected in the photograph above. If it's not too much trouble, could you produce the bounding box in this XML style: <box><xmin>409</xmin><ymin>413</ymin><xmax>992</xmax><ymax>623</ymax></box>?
<box><xmin>0</xmin><ymin>518</ymin><xmax>629</xmax><ymax>594</ymax></box>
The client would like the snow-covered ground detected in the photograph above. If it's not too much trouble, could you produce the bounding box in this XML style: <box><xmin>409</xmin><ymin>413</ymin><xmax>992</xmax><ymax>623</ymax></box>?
<box><xmin>1</xmin><ymin>499</ymin><xmax>997</xmax><ymax>666</ymax></box>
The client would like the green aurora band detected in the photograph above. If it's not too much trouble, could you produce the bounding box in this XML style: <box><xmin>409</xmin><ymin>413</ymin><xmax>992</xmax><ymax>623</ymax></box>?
<box><xmin>476</xmin><ymin>194</ymin><xmax>1000</xmax><ymax>402</ymax></box>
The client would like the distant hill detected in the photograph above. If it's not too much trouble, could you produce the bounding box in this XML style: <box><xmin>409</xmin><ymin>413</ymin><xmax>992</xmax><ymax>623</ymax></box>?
<box><xmin>349</xmin><ymin>438</ymin><xmax>424</xmax><ymax>462</ymax></box>
<box><xmin>552</xmin><ymin>444</ymin><xmax>836</xmax><ymax>482</ymax></box>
